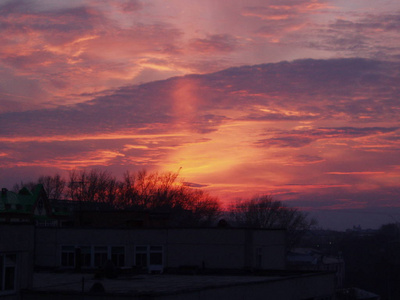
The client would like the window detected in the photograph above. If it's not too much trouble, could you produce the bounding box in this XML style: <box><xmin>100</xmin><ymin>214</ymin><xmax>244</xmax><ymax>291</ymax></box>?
<box><xmin>94</xmin><ymin>247</ymin><xmax>108</xmax><ymax>268</ymax></box>
<box><xmin>61</xmin><ymin>246</ymin><xmax>75</xmax><ymax>267</ymax></box>
<box><xmin>80</xmin><ymin>247</ymin><xmax>92</xmax><ymax>267</ymax></box>
<box><xmin>0</xmin><ymin>254</ymin><xmax>17</xmax><ymax>293</ymax></box>
<box><xmin>61</xmin><ymin>246</ymin><xmax>126</xmax><ymax>269</ymax></box>
<box><xmin>111</xmin><ymin>247</ymin><xmax>125</xmax><ymax>267</ymax></box>
<box><xmin>36</xmin><ymin>220</ymin><xmax>57</xmax><ymax>227</ymax></box>
<box><xmin>149</xmin><ymin>246</ymin><xmax>163</xmax><ymax>266</ymax></box>
<box><xmin>135</xmin><ymin>245</ymin><xmax>163</xmax><ymax>272</ymax></box>
<box><xmin>135</xmin><ymin>246</ymin><xmax>148</xmax><ymax>267</ymax></box>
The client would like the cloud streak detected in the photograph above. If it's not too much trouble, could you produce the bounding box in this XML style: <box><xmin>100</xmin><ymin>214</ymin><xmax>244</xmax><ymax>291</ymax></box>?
<box><xmin>1</xmin><ymin>59</ymin><xmax>399</xmax><ymax>220</ymax></box>
<box><xmin>1</xmin><ymin>0</ymin><xmax>400</xmax><ymax>229</ymax></box>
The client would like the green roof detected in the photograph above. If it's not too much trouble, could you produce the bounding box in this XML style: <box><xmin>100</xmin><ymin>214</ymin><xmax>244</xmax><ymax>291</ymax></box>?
<box><xmin>0</xmin><ymin>184</ymin><xmax>45</xmax><ymax>213</ymax></box>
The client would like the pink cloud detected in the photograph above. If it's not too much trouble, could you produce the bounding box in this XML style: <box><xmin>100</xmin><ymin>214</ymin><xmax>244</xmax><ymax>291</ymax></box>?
<box><xmin>188</xmin><ymin>34</ymin><xmax>238</xmax><ymax>54</ymax></box>
<box><xmin>1</xmin><ymin>0</ymin><xmax>400</xmax><ymax>229</ymax></box>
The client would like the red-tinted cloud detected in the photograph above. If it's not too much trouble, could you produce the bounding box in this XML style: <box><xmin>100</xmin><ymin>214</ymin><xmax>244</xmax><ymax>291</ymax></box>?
<box><xmin>1</xmin><ymin>0</ymin><xmax>400</xmax><ymax>229</ymax></box>
<box><xmin>189</xmin><ymin>34</ymin><xmax>238</xmax><ymax>54</ymax></box>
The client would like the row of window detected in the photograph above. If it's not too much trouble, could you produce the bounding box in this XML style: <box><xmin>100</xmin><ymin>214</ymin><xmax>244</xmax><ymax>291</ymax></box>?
<box><xmin>3</xmin><ymin>203</ymin><xmax>29</xmax><ymax>211</ymax></box>
<box><xmin>61</xmin><ymin>245</ymin><xmax>163</xmax><ymax>269</ymax></box>
<box><xmin>0</xmin><ymin>253</ymin><xmax>16</xmax><ymax>293</ymax></box>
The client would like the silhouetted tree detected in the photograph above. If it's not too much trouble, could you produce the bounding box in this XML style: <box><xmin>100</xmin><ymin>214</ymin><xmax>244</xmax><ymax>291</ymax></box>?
<box><xmin>67</xmin><ymin>169</ymin><xmax>117</xmax><ymax>205</ymax></box>
<box><xmin>12</xmin><ymin>181</ymin><xmax>36</xmax><ymax>193</ymax></box>
<box><xmin>115</xmin><ymin>170</ymin><xmax>220</xmax><ymax>226</ymax></box>
<box><xmin>38</xmin><ymin>174</ymin><xmax>66</xmax><ymax>200</ymax></box>
<box><xmin>229</xmin><ymin>195</ymin><xmax>316</xmax><ymax>248</ymax></box>
<box><xmin>11</xmin><ymin>168</ymin><xmax>221</xmax><ymax>227</ymax></box>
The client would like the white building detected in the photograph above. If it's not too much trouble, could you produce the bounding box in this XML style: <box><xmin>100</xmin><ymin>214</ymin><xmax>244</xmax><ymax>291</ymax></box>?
<box><xmin>34</xmin><ymin>227</ymin><xmax>287</xmax><ymax>272</ymax></box>
<box><xmin>0</xmin><ymin>224</ymin><xmax>34</xmax><ymax>300</ymax></box>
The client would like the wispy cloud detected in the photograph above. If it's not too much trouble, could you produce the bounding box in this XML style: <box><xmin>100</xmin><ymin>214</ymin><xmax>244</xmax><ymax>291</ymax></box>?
<box><xmin>306</xmin><ymin>11</ymin><xmax>400</xmax><ymax>60</ymax></box>
<box><xmin>1</xmin><ymin>0</ymin><xmax>400</xmax><ymax>229</ymax></box>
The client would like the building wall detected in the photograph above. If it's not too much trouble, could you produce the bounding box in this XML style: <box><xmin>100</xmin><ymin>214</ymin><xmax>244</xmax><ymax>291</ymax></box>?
<box><xmin>166</xmin><ymin>228</ymin><xmax>247</xmax><ymax>269</ymax></box>
<box><xmin>252</xmin><ymin>230</ymin><xmax>287</xmax><ymax>270</ymax></box>
<box><xmin>34</xmin><ymin>228</ymin><xmax>286</xmax><ymax>271</ymax></box>
<box><xmin>0</xmin><ymin>224</ymin><xmax>35</xmax><ymax>300</ymax></box>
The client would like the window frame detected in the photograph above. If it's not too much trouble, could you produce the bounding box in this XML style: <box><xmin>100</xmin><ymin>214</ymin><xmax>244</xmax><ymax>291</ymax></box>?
<box><xmin>60</xmin><ymin>245</ymin><xmax>125</xmax><ymax>269</ymax></box>
<box><xmin>134</xmin><ymin>245</ymin><xmax>148</xmax><ymax>268</ymax></box>
<box><xmin>60</xmin><ymin>246</ymin><xmax>75</xmax><ymax>268</ymax></box>
<box><xmin>111</xmin><ymin>246</ymin><xmax>125</xmax><ymax>268</ymax></box>
<box><xmin>0</xmin><ymin>253</ymin><xmax>17</xmax><ymax>295</ymax></box>
<box><xmin>134</xmin><ymin>245</ymin><xmax>164</xmax><ymax>273</ymax></box>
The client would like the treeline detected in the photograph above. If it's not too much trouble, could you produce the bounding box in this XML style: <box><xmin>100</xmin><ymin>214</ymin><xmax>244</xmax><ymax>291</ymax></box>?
<box><xmin>13</xmin><ymin>169</ymin><xmax>220</xmax><ymax>226</ymax></box>
<box><xmin>229</xmin><ymin>195</ymin><xmax>317</xmax><ymax>248</ymax></box>
<box><xmin>13</xmin><ymin>169</ymin><xmax>316</xmax><ymax>241</ymax></box>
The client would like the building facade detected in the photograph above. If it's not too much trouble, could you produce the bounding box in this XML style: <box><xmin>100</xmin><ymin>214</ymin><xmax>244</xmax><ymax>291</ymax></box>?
<box><xmin>34</xmin><ymin>227</ymin><xmax>287</xmax><ymax>272</ymax></box>
<box><xmin>0</xmin><ymin>224</ymin><xmax>34</xmax><ymax>300</ymax></box>
<box><xmin>0</xmin><ymin>186</ymin><xmax>54</xmax><ymax>226</ymax></box>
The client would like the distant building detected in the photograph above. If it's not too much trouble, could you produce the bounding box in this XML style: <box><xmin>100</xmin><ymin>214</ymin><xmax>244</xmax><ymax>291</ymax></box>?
<box><xmin>287</xmin><ymin>247</ymin><xmax>345</xmax><ymax>288</ymax></box>
<box><xmin>0</xmin><ymin>185</ymin><xmax>56</xmax><ymax>226</ymax></box>
<box><xmin>336</xmin><ymin>287</ymin><xmax>381</xmax><ymax>300</ymax></box>
<box><xmin>0</xmin><ymin>185</ymin><xmax>172</xmax><ymax>228</ymax></box>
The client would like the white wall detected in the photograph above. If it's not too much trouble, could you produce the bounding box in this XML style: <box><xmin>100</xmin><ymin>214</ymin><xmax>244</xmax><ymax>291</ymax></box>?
<box><xmin>0</xmin><ymin>224</ymin><xmax>35</xmax><ymax>300</ymax></box>
<box><xmin>34</xmin><ymin>228</ymin><xmax>286</xmax><ymax>270</ymax></box>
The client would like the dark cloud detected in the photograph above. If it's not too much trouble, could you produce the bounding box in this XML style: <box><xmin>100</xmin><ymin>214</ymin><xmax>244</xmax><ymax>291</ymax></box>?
<box><xmin>1</xmin><ymin>58</ymin><xmax>400</xmax><ymax>226</ymax></box>
<box><xmin>0</xmin><ymin>4</ymin><xmax>101</xmax><ymax>45</ymax></box>
<box><xmin>0</xmin><ymin>0</ymin><xmax>184</xmax><ymax>109</ymax></box>
<box><xmin>331</xmin><ymin>13</ymin><xmax>400</xmax><ymax>33</ymax></box>
<box><xmin>115</xmin><ymin>0</ymin><xmax>143</xmax><ymax>13</ymax></box>
<box><xmin>183</xmin><ymin>182</ymin><xmax>209</xmax><ymax>188</ymax></box>
<box><xmin>1</xmin><ymin>58</ymin><xmax>400</xmax><ymax>137</ymax></box>
<box><xmin>244</xmin><ymin>5</ymin><xmax>298</xmax><ymax>18</ymax></box>
<box><xmin>189</xmin><ymin>34</ymin><xmax>238</xmax><ymax>54</ymax></box>
<box><xmin>0</xmin><ymin>0</ymin><xmax>32</xmax><ymax>15</ymax></box>
<box><xmin>243</xmin><ymin>1</ymin><xmax>329</xmax><ymax>40</ymax></box>
<box><xmin>258</xmin><ymin>136</ymin><xmax>313</xmax><ymax>148</ymax></box>
<box><xmin>256</xmin><ymin>127</ymin><xmax>399</xmax><ymax>148</ymax></box>
<box><xmin>306</xmin><ymin>12</ymin><xmax>400</xmax><ymax>60</ymax></box>
<box><xmin>291</xmin><ymin>154</ymin><xmax>325</xmax><ymax>165</ymax></box>
<box><xmin>287</xmin><ymin>187</ymin><xmax>400</xmax><ymax>211</ymax></box>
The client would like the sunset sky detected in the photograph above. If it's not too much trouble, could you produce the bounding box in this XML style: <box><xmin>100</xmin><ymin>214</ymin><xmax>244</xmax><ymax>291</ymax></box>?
<box><xmin>1</xmin><ymin>0</ymin><xmax>400</xmax><ymax>230</ymax></box>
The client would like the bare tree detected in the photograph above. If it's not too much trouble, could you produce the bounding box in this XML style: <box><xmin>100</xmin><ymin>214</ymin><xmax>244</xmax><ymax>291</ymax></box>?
<box><xmin>12</xmin><ymin>181</ymin><xmax>36</xmax><ymax>193</ymax></box>
<box><xmin>38</xmin><ymin>174</ymin><xmax>66</xmax><ymax>200</ymax></box>
<box><xmin>11</xmin><ymin>168</ymin><xmax>221</xmax><ymax>227</ymax></box>
<box><xmin>67</xmin><ymin>169</ymin><xmax>117</xmax><ymax>204</ymax></box>
<box><xmin>229</xmin><ymin>195</ymin><xmax>317</xmax><ymax>248</ymax></box>
<box><xmin>116</xmin><ymin>171</ymin><xmax>139</xmax><ymax>208</ymax></box>
<box><xmin>115</xmin><ymin>169</ymin><xmax>220</xmax><ymax>226</ymax></box>
<box><xmin>67</xmin><ymin>169</ymin><xmax>85</xmax><ymax>202</ymax></box>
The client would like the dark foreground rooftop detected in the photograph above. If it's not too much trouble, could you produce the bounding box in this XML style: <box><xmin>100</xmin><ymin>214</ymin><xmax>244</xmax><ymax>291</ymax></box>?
<box><xmin>31</xmin><ymin>272</ymin><xmax>278</xmax><ymax>295</ymax></box>
<box><xmin>25</xmin><ymin>270</ymin><xmax>335</xmax><ymax>300</ymax></box>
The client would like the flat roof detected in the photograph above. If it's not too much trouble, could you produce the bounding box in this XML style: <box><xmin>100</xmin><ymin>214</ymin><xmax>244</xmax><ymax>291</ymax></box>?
<box><xmin>30</xmin><ymin>271</ymin><xmax>329</xmax><ymax>297</ymax></box>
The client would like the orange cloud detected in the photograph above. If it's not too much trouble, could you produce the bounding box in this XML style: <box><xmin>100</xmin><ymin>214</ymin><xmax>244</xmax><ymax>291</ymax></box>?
<box><xmin>326</xmin><ymin>171</ymin><xmax>386</xmax><ymax>175</ymax></box>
